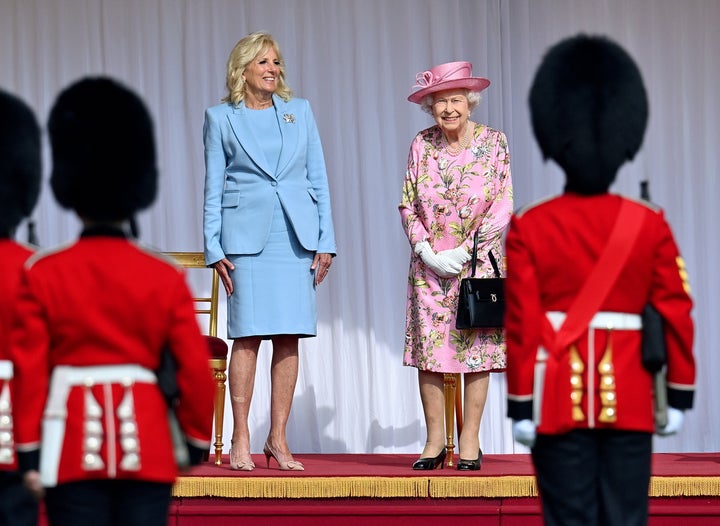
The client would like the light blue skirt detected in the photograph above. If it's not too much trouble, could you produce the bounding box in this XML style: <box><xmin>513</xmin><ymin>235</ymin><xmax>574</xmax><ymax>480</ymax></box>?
<box><xmin>226</xmin><ymin>199</ymin><xmax>317</xmax><ymax>339</ymax></box>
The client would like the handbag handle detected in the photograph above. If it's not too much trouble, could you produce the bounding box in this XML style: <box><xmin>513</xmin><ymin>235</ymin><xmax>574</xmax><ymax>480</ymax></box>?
<box><xmin>469</xmin><ymin>229</ymin><xmax>501</xmax><ymax>278</ymax></box>
<box><xmin>488</xmin><ymin>251</ymin><xmax>501</xmax><ymax>278</ymax></box>
<box><xmin>470</xmin><ymin>229</ymin><xmax>479</xmax><ymax>277</ymax></box>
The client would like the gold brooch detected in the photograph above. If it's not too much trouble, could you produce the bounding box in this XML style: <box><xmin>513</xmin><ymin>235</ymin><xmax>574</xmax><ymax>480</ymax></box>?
<box><xmin>283</xmin><ymin>113</ymin><xmax>295</xmax><ymax>123</ymax></box>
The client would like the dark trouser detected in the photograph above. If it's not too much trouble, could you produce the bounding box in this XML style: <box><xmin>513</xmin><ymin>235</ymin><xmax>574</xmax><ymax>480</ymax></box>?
<box><xmin>0</xmin><ymin>471</ymin><xmax>38</xmax><ymax>526</ymax></box>
<box><xmin>44</xmin><ymin>479</ymin><xmax>172</xmax><ymax>526</ymax></box>
<box><xmin>532</xmin><ymin>429</ymin><xmax>652</xmax><ymax>526</ymax></box>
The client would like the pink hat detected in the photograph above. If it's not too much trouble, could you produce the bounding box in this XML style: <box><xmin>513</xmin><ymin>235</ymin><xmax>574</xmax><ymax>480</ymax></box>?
<box><xmin>407</xmin><ymin>61</ymin><xmax>490</xmax><ymax>104</ymax></box>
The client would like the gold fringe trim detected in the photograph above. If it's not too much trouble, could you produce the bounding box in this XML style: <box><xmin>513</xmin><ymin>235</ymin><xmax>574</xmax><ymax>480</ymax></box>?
<box><xmin>430</xmin><ymin>476</ymin><xmax>537</xmax><ymax>498</ymax></box>
<box><xmin>173</xmin><ymin>477</ymin><xmax>428</xmax><ymax>498</ymax></box>
<box><xmin>650</xmin><ymin>477</ymin><xmax>720</xmax><ymax>497</ymax></box>
<box><xmin>172</xmin><ymin>475</ymin><xmax>720</xmax><ymax>499</ymax></box>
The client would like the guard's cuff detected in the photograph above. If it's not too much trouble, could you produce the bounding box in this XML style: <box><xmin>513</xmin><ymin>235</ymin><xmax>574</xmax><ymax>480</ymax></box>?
<box><xmin>17</xmin><ymin>450</ymin><xmax>40</xmax><ymax>474</ymax></box>
<box><xmin>667</xmin><ymin>388</ymin><xmax>694</xmax><ymax>410</ymax></box>
<box><xmin>507</xmin><ymin>399</ymin><xmax>533</xmax><ymax>421</ymax></box>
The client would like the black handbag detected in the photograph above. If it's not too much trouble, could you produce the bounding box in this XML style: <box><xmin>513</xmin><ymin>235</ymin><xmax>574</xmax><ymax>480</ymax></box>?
<box><xmin>455</xmin><ymin>230</ymin><xmax>505</xmax><ymax>329</ymax></box>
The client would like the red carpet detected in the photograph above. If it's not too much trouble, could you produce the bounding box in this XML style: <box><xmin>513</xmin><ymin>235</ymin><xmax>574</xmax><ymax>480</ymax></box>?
<box><xmin>168</xmin><ymin>453</ymin><xmax>720</xmax><ymax>525</ymax></box>
<box><xmin>186</xmin><ymin>452</ymin><xmax>536</xmax><ymax>477</ymax></box>
<box><xmin>175</xmin><ymin>453</ymin><xmax>536</xmax><ymax>499</ymax></box>
<box><xmin>174</xmin><ymin>452</ymin><xmax>720</xmax><ymax>498</ymax></box>
<box><xmin>185</xmin><ymin>452</ymin><xmax>720</xmax><ymax>478</ymax></box>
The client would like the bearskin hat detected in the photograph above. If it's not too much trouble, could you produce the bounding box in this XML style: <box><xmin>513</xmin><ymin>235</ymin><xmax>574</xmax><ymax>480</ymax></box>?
<box><xmin>49</xmin><ymin>77</ymin><xmax>157</xmax><ymax>221</ymax></box>
<box><xmin>0</xmin><ymin>89</ymin><xmax>41</xmax><ymax>235</ymax></box>
<box><xmin>528</xmin><ymin>34</ymin><xmax>648</xmax><ymax>195</ymax></box>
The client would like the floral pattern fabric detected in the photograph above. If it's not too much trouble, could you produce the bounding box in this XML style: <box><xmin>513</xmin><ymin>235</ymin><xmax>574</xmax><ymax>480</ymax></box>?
<box><xmin>399</xmin><ymin>124</ymin><xmax>513</xmax><ymax>373</ymax></box>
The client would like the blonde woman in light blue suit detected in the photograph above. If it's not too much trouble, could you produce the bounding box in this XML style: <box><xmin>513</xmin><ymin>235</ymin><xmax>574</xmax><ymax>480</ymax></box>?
<box><xmin>203</xmin><ymin>32</ymin><xmax>336</xmax><ymax>472</ymax></box>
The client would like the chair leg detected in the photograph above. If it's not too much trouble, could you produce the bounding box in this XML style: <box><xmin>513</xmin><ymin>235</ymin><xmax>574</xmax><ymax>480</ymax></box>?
<box><xmin>209</xmin><ymin>358</ymin><xmax>227</xmax><ymax>465</ymax></box>
<box><xmin>443</xmin><ymin>373</ymin><xmax>460</xmax><ymax>467</ymax></box>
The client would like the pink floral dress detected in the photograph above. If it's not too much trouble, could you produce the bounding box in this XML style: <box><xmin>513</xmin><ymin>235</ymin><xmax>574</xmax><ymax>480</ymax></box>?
<box><xmin>399</xmin><ymin>123</ymin><xmax>513</xmax><ymax>373</ymax></box>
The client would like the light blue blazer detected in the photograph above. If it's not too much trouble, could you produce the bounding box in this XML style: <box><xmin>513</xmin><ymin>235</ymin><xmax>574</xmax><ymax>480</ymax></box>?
<box><xmin>203</xmin><ymin>95</ymin><xmax>337</xmax><ymax>265</ymax></box>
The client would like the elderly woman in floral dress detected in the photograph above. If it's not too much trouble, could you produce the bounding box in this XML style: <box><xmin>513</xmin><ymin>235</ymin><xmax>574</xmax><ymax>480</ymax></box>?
<box><xmin>399</xmin><ymin>61</ymin><xmax>513</xmax><ymax>471</ymax></box>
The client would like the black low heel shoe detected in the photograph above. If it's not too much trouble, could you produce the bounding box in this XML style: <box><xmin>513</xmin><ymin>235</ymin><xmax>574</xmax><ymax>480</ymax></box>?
<box><xmin>412</xmin><ymin>448</ymin><xmax>447</xmax><ymax>470</ymax></box>
<box><xmin>457</xmin><ymin>448</ymin><xmax>483</xmax><ymax>471</ymax></box>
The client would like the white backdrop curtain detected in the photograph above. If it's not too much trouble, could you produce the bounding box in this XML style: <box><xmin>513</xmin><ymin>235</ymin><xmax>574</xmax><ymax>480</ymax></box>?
<box><xmin>1</xmin><ymin>0</ymin><xmax>717</xmax><ymax>455</ymax></box>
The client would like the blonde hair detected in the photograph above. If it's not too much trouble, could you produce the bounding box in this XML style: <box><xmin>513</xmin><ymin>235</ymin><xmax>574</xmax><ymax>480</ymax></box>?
<box><xmin>222</xmin><ymin>32</ymin><xmax>293</xmax><ymax>105</ymax></box>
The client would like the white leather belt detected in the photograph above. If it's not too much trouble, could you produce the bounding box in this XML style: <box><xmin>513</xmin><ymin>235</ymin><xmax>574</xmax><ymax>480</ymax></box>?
<box><xmin>547</xmin><ymin>311</ymin><xmax>642</xmax><ymax>331</ymax></box>
<box><xmin>40</xmin><ymin>364</ymin><xmax>156</xmax><ymax>487</ymax></box>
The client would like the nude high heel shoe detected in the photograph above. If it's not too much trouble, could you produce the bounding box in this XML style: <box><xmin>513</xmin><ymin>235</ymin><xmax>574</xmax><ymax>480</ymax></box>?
<box><xmin>263</xmin><ymin>441</ymin><xmax>304</xmax><ymax>471</ymax></box>
<box><xmin>229</xmin><ymin>440</ymin><xmax>255</xmax><ymax>471</ymax></box>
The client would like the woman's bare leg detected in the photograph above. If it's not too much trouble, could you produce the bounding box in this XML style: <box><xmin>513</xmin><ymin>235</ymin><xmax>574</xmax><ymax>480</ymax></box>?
<box><xmin>458</xmin><ymin>371</ymin><xmax>490</xmax><ymax>459</ymax></box>
<box><xmin>264</xmin><ymin>334</ymin><xmax>300</xmax><ymax>463</ymax></box>
<box><xmin>228</xmin><ymin>336</ymin><xmax>261</xmax><ymax>464</ymax></box>
<box><xmin>418</xmin><ymin>369</ymin><xmax>446</xmax><ymax>457</ymax></box>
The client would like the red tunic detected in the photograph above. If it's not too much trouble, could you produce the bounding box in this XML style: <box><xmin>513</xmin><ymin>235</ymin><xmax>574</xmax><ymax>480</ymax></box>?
<box><xmin>0</xmin><ymin>239</ymin><xmax>34</xmax><ymax>471</ymax></box>
<box><xmin>505</xmin><ymin>193</ymin><xmax>695</xmax><ymax>434</ymax></box>
<box><xmin>10</xmin><ymin>234</ymin><xmax>214</xmax><ymax>484</ymax></box>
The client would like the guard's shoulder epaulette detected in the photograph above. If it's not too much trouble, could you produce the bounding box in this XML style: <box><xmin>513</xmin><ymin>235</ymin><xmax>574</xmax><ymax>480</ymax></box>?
<box><xmin>513</xmin><ymin>194</ymin><xmax>557</xmax><ymax>219</ymax></box>
<box><xmin>130</xmin><ymin>241</ymin><xmax>186</xmax><ymax>271</ymax></box>
<box><xmin>23</xmin><ymin>241</ymin><xmax>75</xmax><ymax>270</ymax></box>
<box><xmin>622</xmin><ymin>195</ymin><xmax>662</xmax><ymax>213</ymax></box>
<box><xmin>13</xmin><ymin>239</ymin><xmax>37</xmax><ymax>252</ymax></box>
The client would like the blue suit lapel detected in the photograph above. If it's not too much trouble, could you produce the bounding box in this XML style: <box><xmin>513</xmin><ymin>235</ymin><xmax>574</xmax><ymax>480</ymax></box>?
<box><xmin>226</xmin><ymin>97</ymin><xmax>299</xmax><ymax>179</ymax></box>
<box><xmin>227</xmin><ymin>103</ymin><xmax>275</xmax><ymax>178</ymax></box>
<box><xmin>274</xmin><ymin>96</ymin><xmax>299</xmax><ymax>176</ymax></box>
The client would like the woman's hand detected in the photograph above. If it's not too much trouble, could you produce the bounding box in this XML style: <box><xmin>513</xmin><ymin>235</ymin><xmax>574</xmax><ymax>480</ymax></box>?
<box><xmin>312</xmin><ymin>253</ymin><xmax>333</xmax><ymax>285</ymax></box>
<box><xmin>414</xmin><ymin>241</ymin><xmax>463</xmax><ymax>277</ymax></box>
<box><xmin>437</xmin><ymin>246</ymin><xmax>471</xmax><ymax>267</ymax></box>
<box><xmin>212</xmin><ymin>258</ymin><xmax>235</xmax><ymax>295</ymax></box>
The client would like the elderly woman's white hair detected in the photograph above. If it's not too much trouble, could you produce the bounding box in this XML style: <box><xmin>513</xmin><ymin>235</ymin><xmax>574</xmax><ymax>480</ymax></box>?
<box><xmin>419</xmin><ymin>89</ymin><xmax>482</xmax><ymax>115</ymax></box>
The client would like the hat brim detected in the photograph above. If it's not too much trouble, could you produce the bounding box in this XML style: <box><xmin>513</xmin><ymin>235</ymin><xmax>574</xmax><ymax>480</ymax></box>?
<box><xmin>407</xmin><ymin>77</ymin><xmax>490</xmax><ymax>104</ymax></box>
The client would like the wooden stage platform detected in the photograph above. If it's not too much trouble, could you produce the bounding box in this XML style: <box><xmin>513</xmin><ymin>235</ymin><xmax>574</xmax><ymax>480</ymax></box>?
<box><xmin>169</xmin><ymin>453</ymin><xmax>720</xmax><ymax>525</ymax></box>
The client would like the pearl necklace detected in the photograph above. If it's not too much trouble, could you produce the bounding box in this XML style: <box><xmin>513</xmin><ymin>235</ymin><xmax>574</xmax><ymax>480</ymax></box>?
<box><xmin>442</xmin><ymin>122</ymin><xmax>474</xmax><ymax>156</ymax></box>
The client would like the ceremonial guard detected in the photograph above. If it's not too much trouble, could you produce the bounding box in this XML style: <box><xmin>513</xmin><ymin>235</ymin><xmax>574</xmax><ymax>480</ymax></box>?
<box><xmin>505</xmin><ymin>35</ymin><xmax>696</xmax><ymax>526</ymax></box>
<box><xmin>10</xmin><ymin>78</ymin><xmax>214</xmax><ymax>526</ymax></box>
<box><xmin>0</xmin><ymin>89</ymin><xmax>42</xmax><ymax>526</ymax></box>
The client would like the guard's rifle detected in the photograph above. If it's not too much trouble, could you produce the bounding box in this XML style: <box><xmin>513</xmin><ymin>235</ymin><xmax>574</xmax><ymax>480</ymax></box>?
<box><xmin>640</xmin><ymin>180</ymin><xmax>669</xmax><ymax>430</ymax></box>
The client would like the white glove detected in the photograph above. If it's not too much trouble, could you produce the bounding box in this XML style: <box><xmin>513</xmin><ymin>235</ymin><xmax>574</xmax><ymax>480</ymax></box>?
<box><xmin>512</xmin><ymin>419</ymin><xmax>537</xmax><ymax>448</ymax></box>
<box><xmin>414</xmin><ymin>241</ymin><xmax>462</xmax><ymax>277</ymax></box>
<box><xmin>437</xmin><ymin>246</ymin><xmax>472</xmax><ymax>267</ymax></box>
<box><xmin>656</xmin><ymin>407</ymin><xmax>684</xmax><ymax>436</ymax></box>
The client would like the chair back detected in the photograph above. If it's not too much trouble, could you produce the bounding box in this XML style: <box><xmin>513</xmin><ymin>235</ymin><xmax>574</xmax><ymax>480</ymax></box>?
<box><xmin>164</xmin><ymin>252</ymin><xmax>221</xmax><ymax>337</ymax></box>
<box><xmin>164</xmin><ymin>251</ymin><xmax>228</xmax><ymax>466</ymax></box>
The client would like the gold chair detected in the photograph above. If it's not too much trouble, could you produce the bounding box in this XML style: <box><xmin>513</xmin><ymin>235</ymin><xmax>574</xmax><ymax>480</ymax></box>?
<box><xmin>165</xmin><ymin>252</ymin><xmax>228</xmax><ymax>466</ymax></box>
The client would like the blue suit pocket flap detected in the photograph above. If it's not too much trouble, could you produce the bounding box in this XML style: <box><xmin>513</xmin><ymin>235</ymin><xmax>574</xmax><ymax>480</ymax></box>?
<box><xmin>221</xmin><ymin>191</ymin><xmax>240</xmax><ymax>208</ymax></box>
